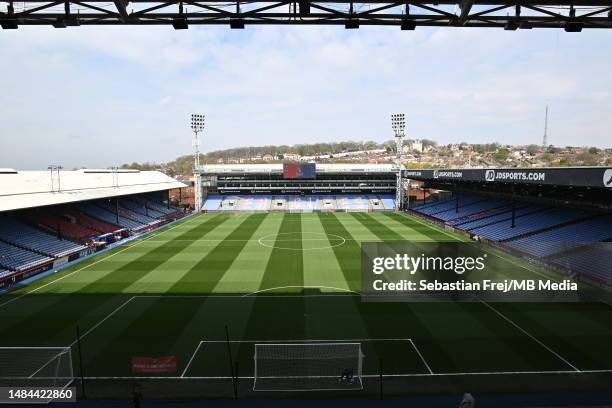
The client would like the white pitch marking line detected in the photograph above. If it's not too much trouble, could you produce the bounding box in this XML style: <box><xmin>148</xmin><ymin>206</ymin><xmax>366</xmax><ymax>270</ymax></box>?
<box><xmin>409</xmin><ymin>339</ymin><xmax>434</xmax><ymax>375</ymax></box>
<box><xmin>181</xmin><ymin>340</ymin><xmax>205</xmax><ymax>378</ymax></box>
<box><xmin>28</xmin><ymin>351</ymin><xmax>66</xmax><ymax>378</ymax></box>
<box><xmin>0</xmin><ymin>214</ymin><xmax>202</xmax><ymax>309</ymax></box>
<box><xmin>146</xmin><ymin>238</ymin><xmax>357</xmax><ymax>243</ymax></box>
<box><xmin>69</xmin><ymin>296</ymin><xmax>136</xmax><ymax>346</ymax></box>
<box><xmin>478</xmin><ymin>298</ymin><xmax>580</xmax><ymax>372</ymax></box>
<box><xmin>242</xmin><ymin>285</ymin><xmax>358</xmax><ymax>297</ymax></box>
<box><xmin>133</xmin><ymin>293</ymin><xmax>359</xmax><ymax>299</ymax></box>
<box><xmin>54</xmin><ymin>367</ymin><xmax>612</xmax><ymax>380</ymax></box>
<box><xmin>203</xmin><ymin>338</ymin><xmax>411</xmax><ymax>343</ymax></box>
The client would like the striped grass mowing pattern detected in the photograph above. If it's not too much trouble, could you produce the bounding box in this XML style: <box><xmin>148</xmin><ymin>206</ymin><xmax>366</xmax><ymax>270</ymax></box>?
<box><xmin>0</xmin><ymin>212</ymin><xmax>611</xmax><ymax>380</ymax></box>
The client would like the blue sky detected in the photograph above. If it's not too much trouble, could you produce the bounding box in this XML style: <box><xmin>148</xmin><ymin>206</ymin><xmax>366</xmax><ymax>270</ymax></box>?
<box><xmin>0</xmin><ymin>25</ymin><xmax>611</xmax><ymax>169</ymax></box>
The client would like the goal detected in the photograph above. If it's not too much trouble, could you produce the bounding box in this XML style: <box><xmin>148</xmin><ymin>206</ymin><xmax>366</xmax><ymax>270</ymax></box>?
<box><xmin>0</xmin><ymin>347</ymin><xmax>74</xmax><ymax>389</ymax></box>
<box><xmin>253</xmin><ymin>342</ymin><xmax>364</xmax><ymax>391</ymax></box>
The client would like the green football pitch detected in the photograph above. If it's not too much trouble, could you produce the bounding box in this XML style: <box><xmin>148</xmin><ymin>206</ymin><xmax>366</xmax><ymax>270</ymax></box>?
<box><xmin>1</xmin><ymin>211</ymin><xmax>611</xmax><ymax>391</ymax></box>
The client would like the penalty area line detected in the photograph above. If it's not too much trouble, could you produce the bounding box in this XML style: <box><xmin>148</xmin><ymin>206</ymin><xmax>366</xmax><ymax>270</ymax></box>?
<box><xmin>182</xmin><ymin>340</ymin><xmax>205</xmax><ymax>378</ymax></box>
<box><xmin>202</xmin><ymin>338</ymin><xmax>412</xmax><ymax>343</ymax></box>
<box><xmin>409</xmin><ymin>339</ymin><xmax>434</xmax><ymax>374</ymax></box>
<box><xmin>477</xmin><ymin>298</ymin><xmax>580</xmax><ymax>372</ymax></box>
<box><xmin>69</xmin><ymin>296</ymin><xmax>136</xmax><ymax>347</ymax></box>
<box><xmin>74</xmin><ymin>367</ymin><xmax>612</xmax><ymax>380</ymax></box>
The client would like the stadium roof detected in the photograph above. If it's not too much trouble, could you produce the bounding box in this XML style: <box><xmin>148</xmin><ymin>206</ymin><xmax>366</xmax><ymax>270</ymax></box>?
<box><xmin>3</xmin><ymin>0</ymin><xmax>612</xmax><ymax>29</ymax></box>
<box><xmin>0</xmin><ymin>169</ymin><xmax>185</xmax><ymax>213</ymax></box>
<box><xmin>199</xmin><ymin>163</ymin><xmax>396</xmax><ymax>174</ymax></box>
<box><xmin>403</xmin><ymin>166</ymin><xmax>612</xmax><ymax>189</ymax></box>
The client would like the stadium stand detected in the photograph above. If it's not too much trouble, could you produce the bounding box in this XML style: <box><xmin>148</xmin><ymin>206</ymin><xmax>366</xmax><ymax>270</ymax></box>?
<box><xmin>135</xmin><ymin>194</ymin><xmax>183</xmax><ymax>217</ymax></box>
<box><xmin>120</xmin><ymin>198</ymin><xmax>162</xmax><ymax>222</ymax></box>
<box><xmin>336</xmin><ymin>195</ymin><xmax>369</xmax><ymax>211</ymax></box>
<box><xmin>411</xmin><ymin>194</ymin><xmax>486</xmax><ymax>216</ymax></box>
<box><xmin>272</xmin><ymin>196</ymin><xmax>287</xmax><ymax>211</ymax></box>
<box><xmin>553</xmin><ymin>245</ymin><xmax>612</xmax><ymax>283</ymax></box>
<box><xmin>410</xmin><ymin>190</ymin><xmax>612</xmax><ymax>285</ymax></box>
<box><xmin>380</xmin><ymin>195</ymin><xmax>396</xmax><ymax>210</ymax></box>
<box><xmin>219</xmin><ymin>196</ymin><xmax>239</xmax><ymax>211</ymax></box>
<box><xmin>470</xmin><ymin>207</ymin><xmax>593</xmax><ymax>242</ymax></box>
<box><xmin>505</xmin><ymin>214</ymin><xmax>612</xmax><ymax>257</ymax></box>
<box><xmin>405</xmin><ymin>167</ymin><xmax>612</xmax><ymax>287</ymax></box>
<box><xmin>78</xmin><ymin>202</ymin><xmax>145</xmax><ymax>230</ymax></box>
<box><xmin>238</xmin><ymin>196</ymin><xmax>257</xmax><ymax>211</ymax></box>
<box><xmin>96</xmin><ymin>200</ymin><xmax>159</xmax><ymax>226</ymax></box>
<box><xmin>202</xmin><ymin>195</ymin><xmax>222</xmax><ymax>211</ymax></box>
<box><xmin>0</xmin><ymin>170</ymin><xmax>186</xmax><ymax>286</ymax></box>
<box><xmin>253</xmin><ymin>196</ymin><xmax>272</xmax><ymax>211</ymax></box>
<box><xmin>433</xmin><ymin>198</ymin><xmax>508</xmax><ymax>222</ymax></box>
<box><xmin>454</xmin><ymin>205</ymin><xmax>544</xmax><ymax>230</ymax></box>
<box><xmin>201</xmin><ymin>194</ymin><xmax>398</xmax><ymax>212</ymax></box>
<box><xmin>288</xmin><ymin>196</ymin><xmax>316</xmax><ymax>212</ymax></box>
<box><xmin>369</xmin><ymin>196</ymin><xmax>385</xmax><ymax>211</ymax></box>
<box><xmin>0</xmin><ymin>215</ymin><xmax>87</xmax><ymax>258</ymax></box>
<box><xmin>0</xmin><ymin>241</ymin><xmax>53</xmax><ymax>271</ymax></box>
<box><xmin>23</xmin><ymin>211</ymin><xmax>99</xmax><ymax>243</ymax></box>
<box><xmin>411</xmin><ymin>194</ymin><xmax>597</xmax><ymax>242</ymax></box>
<box><xmin>61</xmin><ymin>208</ymin><xmax>119</xmax><ymax>234</ymax></box>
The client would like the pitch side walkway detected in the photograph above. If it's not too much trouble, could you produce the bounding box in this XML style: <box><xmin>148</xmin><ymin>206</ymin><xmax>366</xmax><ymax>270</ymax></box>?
<box><xmin>50</xmin><ymin>392</ymin><xmax>612</xmax><ymax>408</ymax></box>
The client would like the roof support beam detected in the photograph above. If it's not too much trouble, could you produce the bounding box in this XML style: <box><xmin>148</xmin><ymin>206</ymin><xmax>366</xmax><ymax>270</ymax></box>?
<box><xmin>458</xmin><ymin>0</ymin><xmax>474</xmax><ymax>24</ymax></box>
<box><xmin>113</xmin><ymin>0</ymin><xmax>129</xmax><ymax>21</ymax></box>
<box><xmin>3</xmin><ymin>0</ymin><xmax>612</xmax><ymax>28</ymax></box>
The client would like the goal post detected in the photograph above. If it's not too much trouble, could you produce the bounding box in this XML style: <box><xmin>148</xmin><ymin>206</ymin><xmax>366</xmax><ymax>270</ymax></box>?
<box><xmin>0</xmin><ymin>347</ymin><xmax>74</xmax><ymax>389</ymax></box>
<box><xmin>253</xmin><ymin>343</ymin><xmax>364</xmax><ymax>391</ymax></box>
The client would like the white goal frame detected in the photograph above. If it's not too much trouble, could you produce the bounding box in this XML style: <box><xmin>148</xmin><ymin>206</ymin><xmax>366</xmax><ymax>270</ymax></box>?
<box><xmin>253</xmin><ymin>342</ymin><xmax>364</xmax><ymax>392</ymax></box>
<box><xmin>0</xmin><ymin>346</ymin><xmax>74</xmax><ymax>391</ymax></box>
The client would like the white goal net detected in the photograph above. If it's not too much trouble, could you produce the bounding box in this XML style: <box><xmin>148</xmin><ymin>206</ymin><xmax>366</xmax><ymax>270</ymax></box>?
<box><xmin>0</xmin><ymin>347</ymin><xmax>74</xmax><ymax>389</ymax></box>
<box><xmin>253</xmin><ymin>343</ymin><xmax>363</xmax><ymax>391</ymax></box>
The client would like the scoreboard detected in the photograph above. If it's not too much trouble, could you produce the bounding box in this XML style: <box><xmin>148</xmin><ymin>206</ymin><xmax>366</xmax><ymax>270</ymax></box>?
<box><xmin>283</xmin><ymin>163</ymin><xmax>316</xmax><ymax>179</ymax></box>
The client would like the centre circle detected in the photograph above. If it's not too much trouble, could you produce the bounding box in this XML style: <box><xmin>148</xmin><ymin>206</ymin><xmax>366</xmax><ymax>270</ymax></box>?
<box><xmin>257</xmin><ymin>232</ymin><xmax>346</xmax><ymax>251</ymax></box>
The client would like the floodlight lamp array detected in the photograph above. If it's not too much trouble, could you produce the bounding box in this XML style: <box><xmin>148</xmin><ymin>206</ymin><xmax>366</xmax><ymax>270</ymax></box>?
<box><xmin>191</xmin><ymin>114</ymin><xmax>205</xmax><ymax>132</ymax></box>
<box><xmin>391</xmin><ymin>113</ymin><xmax>405</xmax><ymax>137</ymax></box>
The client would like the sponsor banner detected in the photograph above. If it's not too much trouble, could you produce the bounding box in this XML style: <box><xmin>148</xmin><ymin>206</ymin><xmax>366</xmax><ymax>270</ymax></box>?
<box><xmin>360</xmin><ymin>242</ymin><xmax>595</xmax><ymax>302</ymax></box>
<box><xmin>402</xmin><ymin>167</ymin><xmax>612</xmax><ymax>188</ymax></box>
<box><xmin>131</xmin><ymin>356</ymin><xmax>177</xmax><ymax>373</ymax></box>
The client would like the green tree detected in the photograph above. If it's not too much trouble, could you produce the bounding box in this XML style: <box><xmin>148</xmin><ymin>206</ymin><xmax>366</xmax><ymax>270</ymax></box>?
<box><xmin>495</xmin><ymin>148</ymin><xmax>509</xmax><ymax>161</ymax></box>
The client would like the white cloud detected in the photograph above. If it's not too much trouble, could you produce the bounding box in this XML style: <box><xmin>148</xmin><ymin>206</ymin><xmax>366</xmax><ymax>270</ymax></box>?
<box><xmin>0</xmin><ymin>25</ymin><xmax>611</xmax><ymax>169</ymax></box>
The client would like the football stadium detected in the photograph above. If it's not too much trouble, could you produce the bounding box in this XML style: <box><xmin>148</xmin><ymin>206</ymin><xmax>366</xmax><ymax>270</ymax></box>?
<box><xmin>0</xmin><ymin>158</ymin><xmax>611</xmax><ymax>404</ymax></box>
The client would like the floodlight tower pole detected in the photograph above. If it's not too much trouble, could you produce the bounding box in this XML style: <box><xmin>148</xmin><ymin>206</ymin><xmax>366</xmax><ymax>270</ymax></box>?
<box><xmin>391</xmin><ymin>114</ymin><xmax>405</xmax><ymax>211</ymax></box>
<box><xmin>191</xmin><ymin>114</ymin><xmax>205</xmax><ymax>212</ymax></box>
